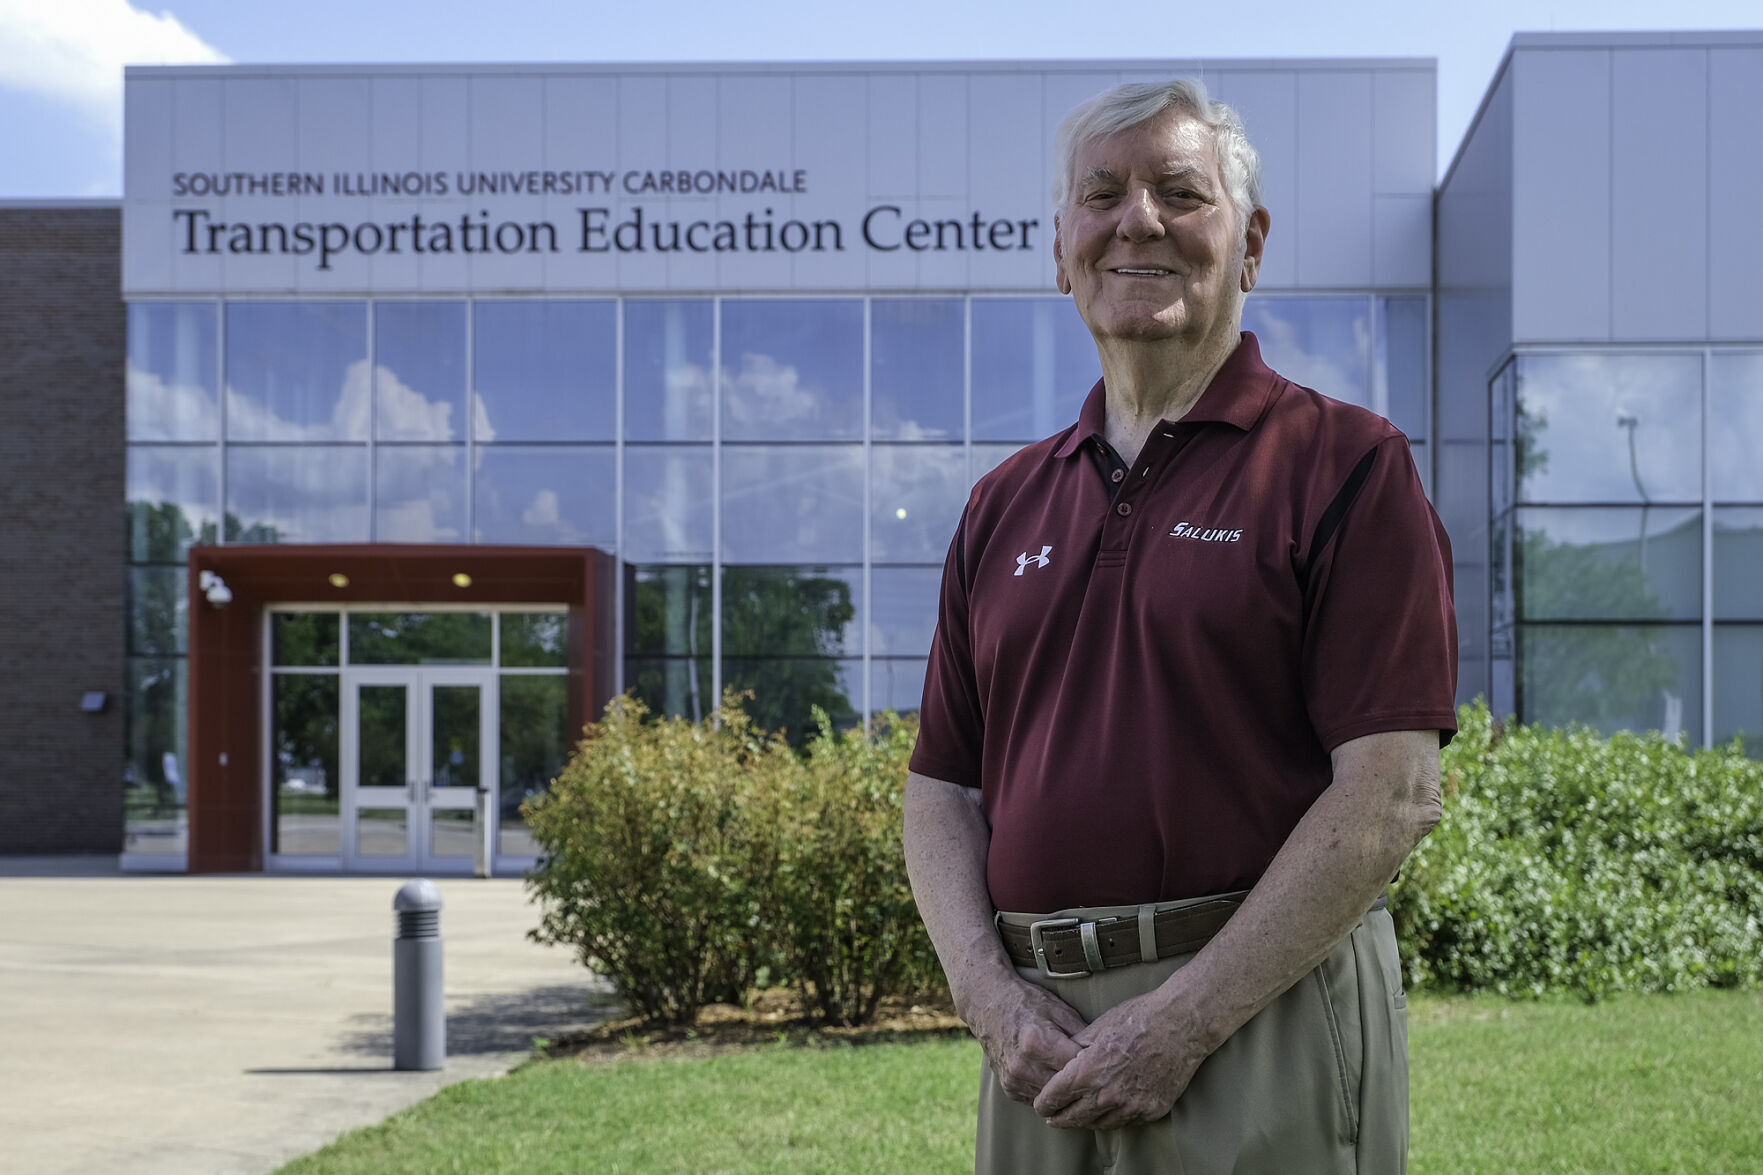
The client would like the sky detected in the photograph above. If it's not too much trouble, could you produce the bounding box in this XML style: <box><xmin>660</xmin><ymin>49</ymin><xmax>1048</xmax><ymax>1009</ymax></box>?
<box><xmin>1</xmin><ymin>0</ymin><xmax>1759</xmax><ymax>198</ymax></box>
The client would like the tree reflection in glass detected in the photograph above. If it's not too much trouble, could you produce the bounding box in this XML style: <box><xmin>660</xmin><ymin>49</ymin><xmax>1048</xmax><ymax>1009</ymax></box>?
<box><xmin>499</xmin><ymin>675</ymin><xmax>568</xmax><ymax>856</ymax></box>
<box><xmin>272</xmin><ymin>674</ymin><xmax>339</xmax><ymax>855</ymax></box>
<box><xmin>722</xmin><ymin>566</ymin><xmax>858</xmax><ymax>743</ymax></box>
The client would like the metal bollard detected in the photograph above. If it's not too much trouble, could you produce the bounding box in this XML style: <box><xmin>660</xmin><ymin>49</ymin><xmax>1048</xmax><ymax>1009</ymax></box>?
<box><xmin>392</xmin><ymin>878</ymin><xmax>445</xmax><ymax>1071</ymax></box>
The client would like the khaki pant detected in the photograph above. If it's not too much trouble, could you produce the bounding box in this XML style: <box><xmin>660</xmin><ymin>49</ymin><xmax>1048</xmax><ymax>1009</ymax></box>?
<box><xmin>978</xmin><ymin>897</ymin><xmax>1409</xmax><ymax>1175</ymax></box>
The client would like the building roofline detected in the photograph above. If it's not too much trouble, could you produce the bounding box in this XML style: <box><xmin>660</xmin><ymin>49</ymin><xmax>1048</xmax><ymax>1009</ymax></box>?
<box><xmin>1439</xmin><ymin>38</ymin><xmax>1516</xmax><ymax>194</ymax></box>
<box><xmin>1509</xmin><ymin>29</ymin><xmax>1763</xmax><ymax>48</ymax></box>
<box><xmin>125</xmin><ymin>56</ymin><xmax>1436</xmax><ymax>80</ymax></box>
<box><xmin>0</xmin><ymin>198</ymin><xmax>120</xmax><ymax>209</ymax></box>
<box><xmin>1440</xmin><ymin>28</ymin><xmax>1763</xmax><ymax>191</ymax></box>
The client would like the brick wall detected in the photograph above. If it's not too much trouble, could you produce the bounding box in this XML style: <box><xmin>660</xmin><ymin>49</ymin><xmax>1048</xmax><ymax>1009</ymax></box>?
<box><xmin>0</xmin><ymin>205</ymin><xmax>125</xmax><ymax>853</ymax></box>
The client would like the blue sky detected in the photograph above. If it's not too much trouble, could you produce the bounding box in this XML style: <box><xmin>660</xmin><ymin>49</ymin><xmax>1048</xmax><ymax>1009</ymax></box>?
<box><xmin>1</xmin><ymin>0</ymin><xmax>1758</xmax><ymax>197</ymax></box>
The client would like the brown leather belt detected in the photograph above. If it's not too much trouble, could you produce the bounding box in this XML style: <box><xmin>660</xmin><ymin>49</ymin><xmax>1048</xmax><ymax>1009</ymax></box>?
<box><xmin>998</xmin><ymin>897</ymin><xmax>1244</xmax><ymax>979</ymax></box>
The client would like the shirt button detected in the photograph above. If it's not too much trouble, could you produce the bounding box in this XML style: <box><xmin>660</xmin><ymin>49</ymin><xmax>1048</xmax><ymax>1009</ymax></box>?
<box><xmin>1110</xmin><ymin>469</ymin><xmax>1125</xmax><ymax>483</ymax></box>
<box><xmin>1116</xmin><ymin>502</ymin><xmax>1132</xmax><ymax>517</ymax></box>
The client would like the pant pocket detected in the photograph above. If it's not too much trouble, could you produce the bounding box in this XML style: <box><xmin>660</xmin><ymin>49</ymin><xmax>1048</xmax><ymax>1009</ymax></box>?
<box><xmin>1313</xmin><ymin>938</ymin><xmax>1364</xmax><ymax>1146</ymax></box>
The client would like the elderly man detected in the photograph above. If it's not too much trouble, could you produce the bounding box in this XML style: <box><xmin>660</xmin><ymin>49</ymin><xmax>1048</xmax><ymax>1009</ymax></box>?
<box><xmin>902</xmin><ymin>79</ymin><xmax>1458</xmax><ymax>1174</ymax></box>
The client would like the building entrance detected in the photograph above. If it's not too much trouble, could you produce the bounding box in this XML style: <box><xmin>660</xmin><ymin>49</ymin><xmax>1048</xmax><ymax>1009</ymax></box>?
<box><xmin>341</xmin><ymin>667</ymin><xmax>496</xmax><ymax>873</ymax></box>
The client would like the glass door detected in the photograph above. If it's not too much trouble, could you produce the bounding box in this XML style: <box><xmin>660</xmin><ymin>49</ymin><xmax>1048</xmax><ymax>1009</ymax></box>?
<box><xmin>341</xmin><ymin>668</ymin><xmax>495</xmax><ymax>872</ymax></box>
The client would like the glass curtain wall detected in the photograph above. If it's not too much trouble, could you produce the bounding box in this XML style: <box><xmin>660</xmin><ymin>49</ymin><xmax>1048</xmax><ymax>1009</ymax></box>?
<box><xmin>1495</xmin><ymin>349</ymin><xmax>1763</xmax><ymax>752</ymax></box>
<box><xmin>126</xmin><ymin>292</ymin><xmax>1430</xmax><ymax>851</ymax></box>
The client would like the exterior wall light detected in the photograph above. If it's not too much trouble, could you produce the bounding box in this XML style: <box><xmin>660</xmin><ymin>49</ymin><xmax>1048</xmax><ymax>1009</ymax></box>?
<box><xmin>328</xmin><ymin>572</ymin><xmax>350</xmax><ymax>588</ymax></box>
<box><xmin>199</xmin><ymin>570</ymin><xmax>232</xmax><ymax>608</ymax></box>
<box><xmin>451</xmin><ymin>573</ymin><xmax>472</xmax><ymax>588</ymax></box>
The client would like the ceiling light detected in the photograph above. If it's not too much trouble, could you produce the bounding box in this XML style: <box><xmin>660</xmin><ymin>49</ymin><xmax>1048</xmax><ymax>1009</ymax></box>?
<box><xmin>895</xmin><ymin>507</ymin><xmax>908</xmax><ymax>520</ymax></box>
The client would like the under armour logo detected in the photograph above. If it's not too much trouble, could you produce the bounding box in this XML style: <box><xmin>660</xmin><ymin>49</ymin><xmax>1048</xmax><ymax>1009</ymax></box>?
<box><xmin>1014</xmin><ymin>546</ymin><xmax>1052</xmax><ymax>575</ymax></box>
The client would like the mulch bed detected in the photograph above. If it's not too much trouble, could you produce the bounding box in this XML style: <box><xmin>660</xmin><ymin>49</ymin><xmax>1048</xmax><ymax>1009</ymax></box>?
<box><xmin>539</xmin><ymin>989</ymin><xmax>970</xmax><ymax>1065</ymax></box>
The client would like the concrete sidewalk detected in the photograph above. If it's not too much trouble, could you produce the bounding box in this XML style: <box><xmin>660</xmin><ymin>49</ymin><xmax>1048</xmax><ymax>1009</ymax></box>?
<box><xmin>0</xmin><ymin>860</ymin><xmax>614</xmax><ymax>1175</ymax></box>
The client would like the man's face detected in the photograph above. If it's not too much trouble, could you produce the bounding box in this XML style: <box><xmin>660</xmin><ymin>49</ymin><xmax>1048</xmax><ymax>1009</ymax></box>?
<box><xmin>1054</xmin><ymin>110</ymin><xmax>1265</xmax><ymax>349</ymax></box>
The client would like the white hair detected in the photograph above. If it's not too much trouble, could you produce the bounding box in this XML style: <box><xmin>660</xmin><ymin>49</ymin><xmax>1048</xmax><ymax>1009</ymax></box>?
<box><xmin>1052</xmin><ymin>78</ymin><xmax>1263</xmax><ymax>228</ymax></box>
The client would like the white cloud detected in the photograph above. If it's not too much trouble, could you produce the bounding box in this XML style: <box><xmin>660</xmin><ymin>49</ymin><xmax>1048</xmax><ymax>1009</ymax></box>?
<box><xmin>0</xmin><ymin>0</ymin><xmax>228</xmax><ymax>136</ymax></box>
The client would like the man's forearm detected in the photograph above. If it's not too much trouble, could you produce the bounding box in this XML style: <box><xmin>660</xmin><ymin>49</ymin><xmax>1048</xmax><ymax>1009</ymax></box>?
<box><xmin>1159</xmin><ymin>730</ymin><xmax>1442</xmax><ymax>1055</ymax></box>
<box><xmin>902</xmin><ymin>772</ymin><xmax>1016</xmax><ymax>1009</ymax></box>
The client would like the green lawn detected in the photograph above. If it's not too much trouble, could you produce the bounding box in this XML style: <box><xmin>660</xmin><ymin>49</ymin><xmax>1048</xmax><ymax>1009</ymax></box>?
<box><xmin>279</xmin><ymin>991</ymin><xmax>1763</xmax><ymax>1175</ymax></box>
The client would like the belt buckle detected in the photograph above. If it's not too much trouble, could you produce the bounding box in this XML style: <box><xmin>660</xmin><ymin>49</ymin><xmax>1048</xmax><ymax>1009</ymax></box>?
<box><xmin>1028</xmin><ymin>916</ymin><xmax>1087</xmax><ymax>980</ymax></box>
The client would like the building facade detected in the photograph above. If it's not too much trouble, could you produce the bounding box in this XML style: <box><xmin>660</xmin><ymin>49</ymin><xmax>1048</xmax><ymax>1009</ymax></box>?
<box><xmin>0</xmin><ymin>32</ymin><xmax>1756</xmax><ymax>872</ymax></box>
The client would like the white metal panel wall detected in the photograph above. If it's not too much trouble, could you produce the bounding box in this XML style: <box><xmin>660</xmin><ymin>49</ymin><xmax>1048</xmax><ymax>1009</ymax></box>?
<box><xmin>1511</xmin><ymin>48</ymin><xmax>1612</xmax><ymax>342</ymax></box>
<box><xmin>1295</xmin><ymin>71</ymin><xmax>1374</xmax><ymax>287</ymax></box>
<box><xmin>123</xmin><ymin>61</ymin><xmax>1433</xmax><ymax>297</ymax></box>
<box><xmin>1434</xmin><ymin>62</ymin><xmax>1516</xmax><ymax>708</ymax></box>
<box><xmin>1710</xmin><ymin>47</ymin><xmax>1763</xmax><ymax>340</ymax></box>
<box><xmin>1610</xmin><ymin>49</ymin><xmax>1707</xmax><ymax>341</ymax></box>
<box><xmin>1512</xmin><ymin>40</ymin><xmax>1762</xmax><ymax>345</ymax></box>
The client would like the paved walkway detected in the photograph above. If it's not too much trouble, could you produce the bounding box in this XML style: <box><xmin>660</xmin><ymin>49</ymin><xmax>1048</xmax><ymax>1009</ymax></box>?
<box><xmin>0</xmin><ymin>858</ymin><xmax>613</xmax><ymax>1175</ymax></box>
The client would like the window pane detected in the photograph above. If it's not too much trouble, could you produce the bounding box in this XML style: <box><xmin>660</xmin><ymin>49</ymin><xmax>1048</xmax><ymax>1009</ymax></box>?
<box><xmin>225</xmin><ymin>302</ymin><xmax>368</xmax><ymax>441</ymax></box>
<box><xmin>871</xmin><ymin>657</ymin><xmax>927</xmax><ymax>716</ymax></box>
<box><xmin>1516</xmin><ymin>507</ymin><xmax>1701</xmax><ymax>621</ymax></box>
<box><xmin>1714</xmin><ymin>508</ymin><xmax>1763</xmax><ymax>620</ymax></box>
<box><xmin>225</xmin><ymin>446</ymin><xmax>369</xmax><ymax>543</ymax></box>
<box><xmin>972</xmin><ymin>298</ymin><xmax>1097</xmax><ymax>441</ymax></box>
<box><xmin>500</xmin><ymin>674</ymin><xmax>570</xmax><ymax>855</ymax></box>
<box><xmin>375</xmin><ymin>444</ymin><xmax>466</xmax><ymax>542</ymax></box>
<box><xmin>1712</xmin><ymin>625</ymin><xmax>1763</xmax><ymax>757</ymax></box>
<box><xmin>356</xmin><ymin>684</ymin><xmax>407</xmax><ymax>790</ymax></box>
<box><xmin>720</xmin><ymin>444</ymin><xmax>862</xmax><ymax>563</ymax></box>
<box><xmin>356</xmin><ymin>809</ymin><xmax>407</xmax><ymax>857</ymax></box>
<box><xmin>1490</xmin><ymin>511</ymin><xmax>1514</xmax><ymax>630</ymax></box>
<box><xmin>723</xmin><ymin>657</ymin><xmax>861</xmax><ymax>743</ymax></box>
<box><xmin>128</xmin><ymin>567</ymin><xmax>186</xmax><ymax>656</ymax></box>
<box><xmin>623</xmin><ymin>445</ymin><xmax>714</xmax><ymax>562</ymax></box>
<box><xmin>1710</xmin><ymin>351</ymin><xmax>1763</xmax><ymax>502</ymax></box>
<box><xmin>431</xmin><ymin>684</ymin><xmax>481</xmax><ymax>789</ymax></box>
<box><xmin>127</xmin><ymin>446</ymin><xmax>220</xmax><ymax>563</ymax></box>
<box><xmin>430</xmin><ymin>810</ymin><xmax>475</xmax><ymax>858</ymax></box>
<box><xmin>1515</xmin><ymin>352</ymin><xmax>1702</xmax><ymax>504</ymax></box>
<box><xmin>271</xmin><ymin>673</ymin><xmax>339</xmax><ymax>855</ymax></box>
<box><xmin>872</xmin><ymin>298</ymin><xmax>963</xmax><ymax>440</ymax></box>
<box><xmin>1377</xmin><ymin>295</ymin><xmax>1427</xmax><ymax>438</ymax></box>
<box><xmin>501</xmin><ymin>611</ymin><xmax>569</xmax><ymax>668</ymax></box>
<box><xmin>273</xmin><ymin>612</ymin><xmax>340</xmax><ymax>667</ymax></box>
<box><xmin>1520</xmin><ymin>624</ymin><xmax>1701</xmax><ymax>740</ymax></box>
<box><xmin>626</xmin><ymin>564</ymin><xmax>712</xmax><ymax>657</ymax></box>
<box><xmin>128</xmin><ymin>302</ymin><xmax>218</xmax><ymax>441</ymax></box>
<box><xmin>375</xmin><ymin>301</ymin><xmax>466</xmax><ymax>441</ymax></box>
<box><xmin>473</xmin><ymin>444</ymin><xmax>615</xmax><ymax>546</ymax></box>
<box><xmin>624</xmin><ymin>300</ymin><xmax>713</xmax><ymax>441</ymax></box>
<box><xmin>720</xmin><ymin>299</ymin><xmax>863</xmax><ymax>440</ymax></box>
<box><xmin>1244</xmin><ymin>296</ymin><xmax>1371</xmax><ymax>409</ymax></box>
<box><xmin>125</xmin><ymin>656</ymin><xmax>187</xmax><ymax>856</ymax></box>
<box><xmin>473</xmin><ymin>300</ymin><xmax>616</xmax><ymax>441</ymax></box>
<box><xmin>722</xmin><ymin>566</ymin><xmax>860</xmax><ymax>657</ymax></box>
<box><xmin>871</xmin><ymin>444</ymin><xmax>966</xmax><ymax>562</ymax></box>
<box><xmin>348</xmin><ymin>612</ymin><xmax>491</xmax><ymax>665</ymax></box>
<box><xmin>870</xmin><ymin>566</ymin><xmax>942</xmax><ymax>656</ymax></box>
<box><xmin>625</xmin><ymin>657</ymin><xmax>714</xmax><ymax>723</ymax></box>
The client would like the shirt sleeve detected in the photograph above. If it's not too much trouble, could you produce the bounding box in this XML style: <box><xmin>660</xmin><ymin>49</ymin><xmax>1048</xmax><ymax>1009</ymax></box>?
<box><xmin>1301</xmin><ymin>434</ymin><xmax>1460</xmax><ymax>750</ymax></box>
<box><xmin>909</xmin><ymin>507</ymin><xmax>985</xmax><ymax>787</ymax></box>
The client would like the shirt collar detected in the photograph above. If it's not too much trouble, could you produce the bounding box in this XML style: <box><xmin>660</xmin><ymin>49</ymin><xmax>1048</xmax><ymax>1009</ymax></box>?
<box><xmin>1052</xmin><ymin>331</ymin><xmax>1281</xmax><ymax>459</ymax></box>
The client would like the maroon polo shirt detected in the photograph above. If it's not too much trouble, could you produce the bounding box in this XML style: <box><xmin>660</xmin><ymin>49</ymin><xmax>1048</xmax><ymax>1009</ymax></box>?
<box><xmin>909</xmin><ymin>332</ymin><xmax>1458</xmax><ymax>913</ymax></box>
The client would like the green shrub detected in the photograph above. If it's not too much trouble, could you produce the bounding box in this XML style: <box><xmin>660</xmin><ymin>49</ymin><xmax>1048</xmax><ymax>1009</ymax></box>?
<box><xmin>523</xmin><ymin>693</ymin><xmax>942</xmax><ymax>1027</ymax></box>
<box><xmin>1393</xmin><ymin>702</ymin><xmax>1763</xmax><ymax>1000</ymax></box>
<box><xmin>523</xmin><ymin>693</ymin><xmax>793</xmax><ymax>1024</ymax></box>
<box><xmin>767</xmin><ymin>709</ymin><xmax>947</xmax><ymax>1026</ymax></box>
